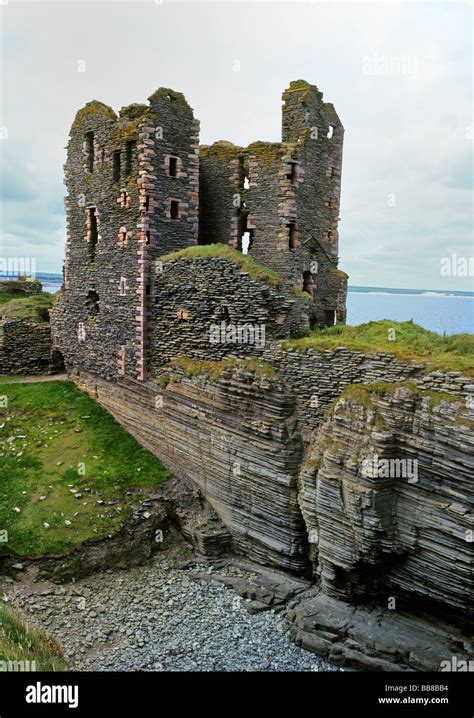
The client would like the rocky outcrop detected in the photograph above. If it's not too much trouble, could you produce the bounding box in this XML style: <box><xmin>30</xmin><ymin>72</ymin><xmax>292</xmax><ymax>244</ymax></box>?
<box><xmin>69</xmin><ymin>363</ymin><xmax>473</xmax><ymax>671</ymax></box>
<box><xmin>299</xmin><ymin>383</ymin><xmax>473</xmax><ymax>616</ymax></box>
<box><xmin>74</xmin><ymin>362</ymin><xmax>309</xmax><ymax>573</ymax></box>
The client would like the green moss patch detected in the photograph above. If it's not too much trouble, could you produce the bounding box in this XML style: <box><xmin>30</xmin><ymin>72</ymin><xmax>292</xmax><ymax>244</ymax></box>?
<box><xmin>0</xmin><ymin>605</ymin><xmax>66</xmax><ymax>671</ymax></box>
<box><xmin>160</xmin><ymin>243</ymin><xmax>281</xmax><ymax>286</ymax></box>
<box><xmin>200</xmin><ymin>141</ymin><xmax>241</xmax><ymax>163</ymax></box>
<box><xmin>246</xmin><ymin>141</ymin><xmax>282</xmax><ymax>166</ymax></box>
<box><xmin>0</xmin><ymin>381</ymin><xmax>171</xmax><ymax>557</ymax></box>
<box><xmin>340</xmin><ymin>381</ymin><xmax>466</xmax><ymax>411</ymax></box>
<box><xmin>168</xmin><ymin>356</ymin><xmax>277</xmax><ymax>381</ymax></box>
<box><xmin>73</xmin><ymin>101</ymin><xmax>117</xmax><ymax>126</ymax></box>
<box><xmin>1</xmin><ymin>293</ymin><xmax>55</xmax><ymax>322</ymax></box>
<box><xmin>285</xmin><ymin>320</ymin><xmax>474</xmax><ymax>377</ymax></box>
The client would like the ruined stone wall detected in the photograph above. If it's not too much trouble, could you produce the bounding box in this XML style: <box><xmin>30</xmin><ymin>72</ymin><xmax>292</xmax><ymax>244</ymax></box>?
<box><xmin>51</xmin><ymin>89</ymin><xmax>199</xmax><ymax>383</ymax></box>
<box><xmin>0</xmin><ymin>279</ymin><xmax>42</xmax><ymax>297</ymax></box>
<box><xmin>0</xmin><ymin>318</ymin><xmax>52</xmax><ymax>374</ymax></box>
<box><xmin>149</xmin><ymin>257</ymin><xmax>311</xmax><ymax>371</ymax></box>
<box><xmin>198</xmin><ymin>142</ymin><xmax>241</xmax><ymax>247</ymax></box>
<box><xmin>196</xmin><ymin>81</ymin><xmax>347</xmax><ymax>328</ymax></box>
<box><xmin>263</xmin><ymin>344</ymin><xmax>474</xmax><ymax>438</ymax></box>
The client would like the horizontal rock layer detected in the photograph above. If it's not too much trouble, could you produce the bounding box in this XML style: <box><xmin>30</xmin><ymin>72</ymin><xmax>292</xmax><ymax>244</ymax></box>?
<box><xmin>74</xmin><ymin>365</ymin><xmax>309</xmax><ymax>573</ymax></box>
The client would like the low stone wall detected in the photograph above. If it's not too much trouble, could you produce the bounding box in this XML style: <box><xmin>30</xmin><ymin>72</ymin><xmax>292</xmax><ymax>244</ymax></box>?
<box><xmin>0</xmin><ymin>318</ymin><xmax>53</xmax><ymax>374</ymax></box>
<box><xmin>0</xmin><ymin>279</ymin><xmax>42</xmax><ymax>297</ymax></box>
<box><xmin>150</xmin><ymin>257</ymin><xmax>311</xmax><ymax>372</ymax></box>
<box><xmin>263</xmin><ymin>343</ymin><xmax>473</xmax><ymax>436</ymax></box>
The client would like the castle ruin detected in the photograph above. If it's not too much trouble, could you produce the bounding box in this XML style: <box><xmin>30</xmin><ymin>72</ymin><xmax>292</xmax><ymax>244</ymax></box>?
<box><xmin>52</xmin><ymin>80</ymin><xmax>347</xmax><ymax>382</ymax></box>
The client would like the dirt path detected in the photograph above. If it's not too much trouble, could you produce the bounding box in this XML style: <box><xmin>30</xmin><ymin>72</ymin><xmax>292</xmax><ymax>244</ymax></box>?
<box><xmin>2</xmin><ymin>373</ymin><xmax>68</xmax><ymax>384</ymax></box>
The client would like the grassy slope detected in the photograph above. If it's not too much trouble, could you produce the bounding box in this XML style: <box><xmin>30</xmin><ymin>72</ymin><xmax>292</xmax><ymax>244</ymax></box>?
<box><xmin>160</xmin><ymin>243</ymin><xmax>281</xmax><ymax>285</ymax></box>
<box><xmin>285</xmin><ymin>320</ymin><xmax>474</xmax><ymax>376</ymax></box>
<box><xmin>0</xmin><ymin>605</ymin><xmax>66</xmax><ymax>671</ymax></box>
<box><xmin>0</xmin><ymin>380</ymin><xmax>171</xmax><ymax>556</ymax></box>
<box><xmin>0</xmin><ymin>293</ymin><xmax>54</xmax><ymax>321</ymax></box>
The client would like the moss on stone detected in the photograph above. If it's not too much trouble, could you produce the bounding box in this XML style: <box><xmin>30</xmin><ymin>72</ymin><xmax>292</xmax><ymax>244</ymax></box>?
<box><xmin>119</xmin><ymin>103</ymin><xmax>149</xmax><ymax>121</ymax></box>
<box><xmin>1</xmin><ymin>293</ymin><xmax>54</xmax><ymax>322</ymax></box>
<box><xmin>200</xmin><ymin>141</ymin><xmax>242</xmax><ymax>163</ymax></box>
<box><xmin>74</xmin><ymin>101</ymin><xmax>117</xmax><ymax>126</ymax></box>
<box><xmin>291</xmin><ymin>286</ymin><xmax>314</xmax><ymax>301</ymax></box>
<box><xmin>284</xmin><ymin>320</ymin><xmax>474</xmax><ymax>377</ymax></box>
<box><xmin>340</xmin><ymin>381</ymin><xmax>466</xmax><ymax>413</ymax></box>
<box><xmin>169</xmin><ymin>356</ymin><xmax>277</xmax><ymax>381</ymax></box>
<box><xmin>246</xmin><ymin>141</ymin><xmax>282</xmax><ymax>166</ymax></box>
<box><xmin>160</xmin><ymin>243</ymin><xmax>281</xmax><ymax>286</ymax></box>
<box><xmin>109</xmin><ymin>118</ymin><xmax>143</xmax><ymax>147</ymax></box>
<box><xmin>148</xmin><ymin>87</ymin><xmax>189</xmax><ymax>106</ymax></box>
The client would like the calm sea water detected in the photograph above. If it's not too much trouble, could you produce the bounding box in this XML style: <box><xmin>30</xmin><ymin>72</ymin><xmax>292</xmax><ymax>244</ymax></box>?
<box><xmin>8</xmin><ymin>273</ymin><xmax>474</xmax><ymax>336</ymax></box>
<box><xmin>347</xmin><ymin>292</ymin><xmax>474</xmax><ymax>336</ymax></box>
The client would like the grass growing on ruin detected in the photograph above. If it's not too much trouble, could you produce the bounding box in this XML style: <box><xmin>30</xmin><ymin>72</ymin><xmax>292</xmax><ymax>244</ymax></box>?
<box><xmin>0</xmin><ymin>380</ymin><xmax>171</xmax><ymax>557</ymax></box>
<box><xmin>160</xmin><ymin>244</ymin><xmax>282</xmax><ymax>285</ymax></box>
<box><xmin>169</xmin><ymin>356</ymin><xmax>278</xmax><ymax>381</ymax></box>
<box><xmin>1</xmin><ymin>293</ymin><xmax>55</xmax><ymax>322</ymax></box>
<box><xmin>285</xmin><ymin>320</ymin><xmax>474</xmax><ymax>376</ymax></box>
<box><xmin>0</xmin><ymin>605</ymin><xmax>66</xmax><ymax>671</ymax></box>
<box><xmin>338</xmin><ymin>381</ymin><xmax>472</xmax><ymax>428</ymax></box>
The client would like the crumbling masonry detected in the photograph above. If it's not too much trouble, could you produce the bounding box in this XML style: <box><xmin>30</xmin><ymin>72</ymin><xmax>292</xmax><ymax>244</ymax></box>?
<box><xmin>52</xmin><ymin>80</ymin><xmax>347</xmax><ymax>383</ymax></box>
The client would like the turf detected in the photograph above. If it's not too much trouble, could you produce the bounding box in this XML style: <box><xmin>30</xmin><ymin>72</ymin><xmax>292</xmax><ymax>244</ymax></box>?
<box><xmin>0</xmin><ymin>605</ymin><xmax>66</xmax><ymax>671</ymax></box>
<box><xmin>285</xmin><ymin>320</ymin><xmax>474</xmax><ymax>376</ymax></box>
<box><xmin>0</xmin><ymin>381</ymin><xmax>171</xmax><ymax>557</ymax></box>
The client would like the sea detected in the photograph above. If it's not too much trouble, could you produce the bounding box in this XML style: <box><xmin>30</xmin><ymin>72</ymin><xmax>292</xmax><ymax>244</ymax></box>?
<box><xmin>5</xmin><ymin>273</ymin><xmax>474</xmax><ymax>336</ymax></box>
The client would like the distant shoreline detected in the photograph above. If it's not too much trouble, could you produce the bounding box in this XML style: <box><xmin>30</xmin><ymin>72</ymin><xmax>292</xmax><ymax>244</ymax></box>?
<box><xmin>1</xmin><ymin>273</ymin><xmax>473</xmax><ymax>298</ymax></box>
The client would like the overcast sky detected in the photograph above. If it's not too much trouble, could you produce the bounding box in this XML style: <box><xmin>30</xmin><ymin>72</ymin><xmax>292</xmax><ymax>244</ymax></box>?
<box><xmin>0</xmin><ymin>0</ymin><xmax>472</xmax><ymax>290</ymax></box>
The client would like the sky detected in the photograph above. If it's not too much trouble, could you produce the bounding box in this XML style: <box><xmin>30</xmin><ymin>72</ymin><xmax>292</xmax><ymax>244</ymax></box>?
<box><xmin>0</xmin><ymin>0</ymin><xmax>472</xmax><ymax>291</ymax></box>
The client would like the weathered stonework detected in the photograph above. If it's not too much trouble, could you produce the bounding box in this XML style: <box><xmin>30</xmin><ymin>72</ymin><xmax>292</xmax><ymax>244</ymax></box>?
<box><xmin>198</xmin><ymin>81</ymin><xmax>347</xmax><ymax>328</ymax></box>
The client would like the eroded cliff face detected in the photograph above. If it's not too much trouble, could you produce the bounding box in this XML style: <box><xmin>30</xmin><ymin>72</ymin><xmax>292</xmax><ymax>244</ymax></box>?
<box><xmin>72</xmin><ymin>364</ymin><xmax>473</xmax><ymax>671</ymax></box>
<box><xmin>74</xmin><ymin>361</ymin><xmax>309</xmax><ymax>573</ymax></box>
<box><xmin>299</xmin><ymin>383</ymin><xmax>473</xmax><ymax>614</ymax></box>
<box><xmin>290</xmin><ymin>382</ymin><xmax>473</xmax><ymax>670</ymax></box>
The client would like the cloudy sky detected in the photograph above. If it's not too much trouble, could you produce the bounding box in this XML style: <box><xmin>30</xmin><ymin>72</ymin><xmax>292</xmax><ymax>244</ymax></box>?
<box><xmin>0</xmin><ymin>0</ymin><xmax>472</xmax><ymax>290</ymax></box>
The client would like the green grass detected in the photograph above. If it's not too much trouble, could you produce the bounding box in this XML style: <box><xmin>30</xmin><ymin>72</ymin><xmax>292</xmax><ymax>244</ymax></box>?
<box><xmin>1</xmin><ymin>293</ymin><xmax>55</xmax><ymax>322</ymax></box>
<box><xmin>285</xmin><ymin>320</ymin><xmax>474</xmax><ymax>376</ymax></box>
<box><xmin>0</xmin><ymin>381</ymin><xmax>171</xmax><ymax>557</ymax></box>
<box><xmin>169</xmin><ymin>356</ymin><xmax>278</xmax><ymax>381</ymax></box>
<box><xmin>0</xmin><ymin>605</ymin><xmax>66</xmax><ymax>671</ymax></box>
<box><xmin>160</xmin><ymin>244</ymin><xmax>281</xmax><ymax>285</ymax></box>
<box><xmin>338</xmin><ymin>381</ymin><xmax>472</xmax><ymax>427</ymax></box>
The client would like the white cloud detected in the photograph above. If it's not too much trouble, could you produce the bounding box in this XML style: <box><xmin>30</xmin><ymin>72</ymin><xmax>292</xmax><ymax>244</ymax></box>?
<box><xmin>0</xmin><ymin>0</ymin><xmax>472</xmax><ymax>288</ymax></box>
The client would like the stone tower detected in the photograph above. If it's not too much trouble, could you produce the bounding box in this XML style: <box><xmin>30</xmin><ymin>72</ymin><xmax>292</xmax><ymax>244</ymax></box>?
<box><xmin>54</xmin><ymin>89</ymin><xmax>199</xmax><ymax>382</ymax></box>
<box><xmin>198</xmin><ymin>80</ymin><xmax>347</xmax><ymax>327</ymax></box>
